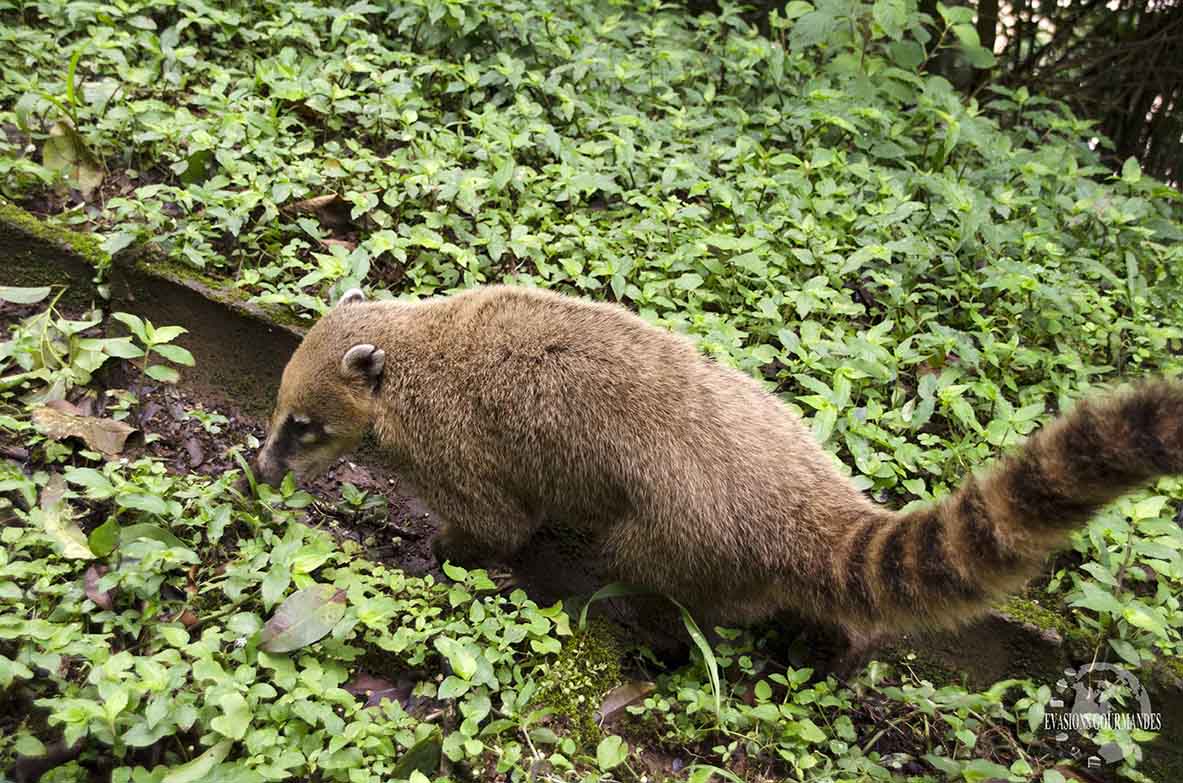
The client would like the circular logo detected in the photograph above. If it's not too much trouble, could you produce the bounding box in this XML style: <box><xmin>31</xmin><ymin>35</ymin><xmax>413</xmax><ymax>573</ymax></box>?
<box><xmin>1053</xmin><ymin>662</ymin><xmax>1154</xmax><ymax>764</ymax></box>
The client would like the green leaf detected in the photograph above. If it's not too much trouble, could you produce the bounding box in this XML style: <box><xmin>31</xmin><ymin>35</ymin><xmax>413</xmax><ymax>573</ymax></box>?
<box><xmin>1123</xmin><ymin>603</ymin><xmax>1169</xmax><ymax>636</ymax></box>
<box><xmin>117</xmin><ymin>492</ymin><xmax>167</xmax><ymax>516</ymax></box>
<box><xmin>112</xmin><ymin>312</ymin><xmax>148</xmax><ymax>342</ymax></box>
<box><xmin>0</xmin><ymin>286</ymin><xmax>51</xmax><ymax>304</ymax></box>
<box><xmin>434</xmin><ymin>637</ymin><xmax>478</xmax><ymax>680</ymax></box>
<box><xmin>1109</xmin><ymin>638</ymin><xmax>1142</xmax><ymax>666</ymax></box>
<box><xmin>793</xmin><ymin>718</ymin><xmax>827</xmax><ymax>743</ymax></box>
<box><xmin>262</xmin><ymin>564</ymin><xmax>291</xmax><ymax>609</ymax></box>
<box><xmin>88</xmin><ymin>517</ymin><xmax>120</xmax><ymax>557</ymax></box>
<box><xmin>210</xmin><ymin>692</ymin><xmax>251</xmax><ymax>740</ymax></box>
<box><xmin>963</xmin><ymin>44</ymin><xmax>996</xmax><ymax>68</ymax></box>
<box><xmin>1122</xmin><ymin>156</ymin><xmax>1142</xmax><ymax>184</ymax></box>
<box><xmin>145</xmin><ymin>364</ymin><xmax>181</xmax><ymax>383</ymax></box>
<box><xmin>13</xmin><ymin>734</ymin><xmax>46</xmax><ymax>757</ymax></box>
<box><xmin>578</xmin><ymin>582</ymin><xmax>653</xmax><ymax>630</ymax></box>
<box><xmin>872</xmin><ymin>0</ymin><xmax>906</xmax><ymax>39</ymax></box>
<box><xmin>389</xmin><ymin>733</ymin><xmax>442</xmax><ymax>780</ymax></box>
<box><xmin>78</xmin><ymin>337</ymin><xmax>144</xmax><ymax>359</ymax></box>
<box><xmin>951</xmin><ymin>23</ymin><xmax>980</xmax><ymax>48</ymax></box>
<box><xmin>596</xmin><ymin>735</ymin><xmax>628</xmax><ymax>771</ymax></box>
<box><xmin>673</xmin><ymin>599</ymin><xmax>722</xmax><ymax>719</ymax></box>
<box><xmin>438</xmin><ymin>675</ymin><xmax>471</xmax><ymax>699</ymax></box>
<box><xmin>65</xmin><ymin>467</ymin><xmax>115</xmax><ymax>499</ymax></box>
<box><xmin>120</xmin><ymin>523</ymin><xmax>185</xmax><ymax>548</ymax></box>
<box><xmin>259</xmin><ymin>583</ymin><xmax>347</xmax><ymax>653</ymax></box>
<box><xmin>150</xmin><ymin>325</ymin><xmax>188</xmax><ymax>344</ymax></box>
<box><xmin>962</xmin><ymin>758</ymin><xmax>1016</xmax><ymax>782</ymax></box>
<box><xmin>152</xmin><ymin>344</ymin><xmax>195</xmax><ymax>366</ymax></box>
<box><xmin>1069</xmin><ymin>582</ymin><xmax>1125</xmax><ymax>617</ymax></box>
<box><xmin>889</xmin><ymin>40</ymin><xmax>924</xmax><ymax>69</ymax></box>
<box><xmin>160</xmin><ymin>740</ymin><xmax>232</xmax><ymax>783</ymax></box>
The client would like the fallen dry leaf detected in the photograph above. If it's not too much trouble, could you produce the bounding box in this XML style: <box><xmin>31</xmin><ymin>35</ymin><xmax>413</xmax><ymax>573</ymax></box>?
<box><xmin>284</xmin><ymin>193</ymin><xmax>355</xmax><ymax>231</ymax></box>
<box><xmin>345</xmin><ymin>672</ymin><xmax>414</xmax><ymax>708</ymax></box>
<box><xmin>184</xmin><ymin>436</ymin><xmax>204</xmax><ymax>467</ymax></box>
<box><xmin>33</xmin><ymin>402</ymin><xmax>136</xmax><ymax>455</ymax></box>
<box><xmin>84</xmin><ymin>564</ymin><xmax>113</xmax><ymax>610</ymax></box>
<box><xmin>260</xmin><ymin>584</ymin><xmax>347</xmax><ymax>653</ymax></box>
<box><xmin>43</xmin><ymin>121</ymin><xmax>104</xmax><ymax>200</ymax></box>
<box><xmin>37</xmin><ymin>474</ymin><xmax>94</xmax><ymax>560</ymax></box>
<box><xmin>596</xmin><ymin>680</ymin><xmax>656</xmax><ymax>725</ymax></box>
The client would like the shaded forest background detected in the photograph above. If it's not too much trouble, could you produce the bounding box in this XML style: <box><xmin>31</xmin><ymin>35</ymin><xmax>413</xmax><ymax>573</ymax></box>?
<box><xmin>735</xmin><ymin>0</ymin><xmax>1183</xmax><ymax>187</ymax></box>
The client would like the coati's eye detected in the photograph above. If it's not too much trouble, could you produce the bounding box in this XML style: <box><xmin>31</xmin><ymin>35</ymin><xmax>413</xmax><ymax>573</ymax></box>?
<box><xmin>287</xmin><ymin>414</ymin><xmax>322</xmax><ymax>445</ymax></box>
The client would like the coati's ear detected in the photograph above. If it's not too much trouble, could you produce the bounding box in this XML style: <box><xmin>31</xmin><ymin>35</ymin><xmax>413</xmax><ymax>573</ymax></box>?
<box><xmin>338</xmin><ymin>288</ymin><xmax>366</xmax><ymax>307</ymax></box>
<box><xmin>341</xmin><ymin>343</ymin><xmax>385</xmax><ymax>386</ymax></box>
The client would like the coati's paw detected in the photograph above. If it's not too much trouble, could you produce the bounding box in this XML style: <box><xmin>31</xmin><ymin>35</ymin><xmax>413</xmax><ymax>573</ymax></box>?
<box><xmin>431</xmin><ymin>526</ymin><xmax>491</xmax><ymax>569</ymax></box>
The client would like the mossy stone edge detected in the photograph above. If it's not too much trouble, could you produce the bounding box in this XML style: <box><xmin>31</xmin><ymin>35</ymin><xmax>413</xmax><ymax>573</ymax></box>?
<box><xmin>0</xmin><ymin>199</ymin><xmax>303</xmax><ymax>418</ymax></box>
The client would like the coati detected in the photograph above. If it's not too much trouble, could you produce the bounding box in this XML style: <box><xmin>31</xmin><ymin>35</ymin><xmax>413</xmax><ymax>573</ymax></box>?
<box><xmin>251</xmin><ymin>284</ymin><xmax>1183</xmax><ymax>640</ymax></box>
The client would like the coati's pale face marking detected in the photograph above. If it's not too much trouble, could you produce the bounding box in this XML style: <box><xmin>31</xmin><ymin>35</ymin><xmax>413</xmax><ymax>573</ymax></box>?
<box><xmin>252</xmin><ymin>289</ymin><xmax>385</xmax><ymax>487</ymax></box>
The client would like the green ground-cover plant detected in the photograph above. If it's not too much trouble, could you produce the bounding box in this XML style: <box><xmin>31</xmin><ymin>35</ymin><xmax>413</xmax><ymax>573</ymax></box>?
<box><xmin>7</xmin><ymin>0</ymin><xmax>1182</xmax><ymax>675</ymax></box>
<box><xmin>2</xmin><ymin>0</ymin><xmax>1183</xmax><ymax>777</ymax></box>
<box><xmin>0</xmin><ymin>299</ymin><xmax>1165</xmax><ymax>781</ymax></box>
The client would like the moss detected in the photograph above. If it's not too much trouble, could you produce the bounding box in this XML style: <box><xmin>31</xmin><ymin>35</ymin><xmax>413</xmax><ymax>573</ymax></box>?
<box><xmin>1161</xmin><ymin>656</ymin><xmax>1183</xmax><ymax>681</ymax></box>
<box><xmin>130</xmin><ymin>252</ymin><xmax>312</xmax><ymax>332</ymax></box>
<box><xmin>995</xmin><ymin>595</ymin><xmax>1091</xmax><ymax>653</ymax></box>
<box><xmin>880</xmin><ymin>644</ymin><xmax>968</xmax><ymax>687</ymax></box>
<box><xmin>0</xmin><ymin>199</ymin><xmax>108</xmax><ymax>269</ymax></box>
<box><xmin>535</xmin><ymin>621</ymin><xmax>623</xmax><ymax>746</ymax></box>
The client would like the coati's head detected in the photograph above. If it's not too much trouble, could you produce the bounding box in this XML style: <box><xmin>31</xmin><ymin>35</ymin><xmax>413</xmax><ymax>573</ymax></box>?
<box><xmin>251</xmin><ymin>288</ymin><xmax>385</xmax><ymax>487</ymax></box>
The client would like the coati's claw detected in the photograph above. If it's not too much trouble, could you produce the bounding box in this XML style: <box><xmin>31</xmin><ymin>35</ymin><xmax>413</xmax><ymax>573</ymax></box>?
<box><xmin>491</xmin><ymin>571</ymin><xmax>521</xmax><ymax>594</ymax></box>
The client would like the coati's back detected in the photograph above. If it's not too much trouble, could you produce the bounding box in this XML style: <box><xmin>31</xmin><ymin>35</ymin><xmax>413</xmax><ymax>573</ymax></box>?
<box><xmin>258</xmin><ymin>285</ymin><xmax>1183</xmax><ymax>637</ymax></box>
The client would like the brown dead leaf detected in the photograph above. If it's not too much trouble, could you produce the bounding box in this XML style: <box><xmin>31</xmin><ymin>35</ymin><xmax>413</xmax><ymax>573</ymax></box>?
<box><xmin>179</xmin><ymin>609</ymin><xmax>199</xmax><ymax>627</ymax></box>
<box><xmin>596</xmin><ymin>680</ymin><xmax>656</xmax><ymax>725</ymax></box>
<box><xmin>84</xmin><ymin>565</ymin><xmax>113</xmax><ymax>610</ymax></box>
<box><xmin>43</xmin><ymin>121</ymin><xmax>104</xmax><ymax>200</ymax></box>
<box><xmin>346</xmin><ymin>672</ymin><xmax>415</xmax><ymax>708</ymax></box>
<box><xmin>37</xmin><ymin>474</ymin><xmax>94</xmax><ymax>560</ymax></box>
<box><xmin>33</xmin><ymin>404</ymin><xmax>136</xmax><ymax>455</ymax></box>
<box><xmin>184</xmin><ymin>436</ymin><xmax>204</xmax><ymax>467</ymax></box>
<box><xmin>284</xmin><ymin>193</ymin><xmax>354</xmax><ymax>231</ymax></box>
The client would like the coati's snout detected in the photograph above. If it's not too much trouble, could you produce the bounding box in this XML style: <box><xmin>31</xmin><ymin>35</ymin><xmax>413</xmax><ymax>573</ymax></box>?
<box><xmin>246</xmin><ymin>289</ymin><xmax>385</xmax><ymax>490</ymax></box>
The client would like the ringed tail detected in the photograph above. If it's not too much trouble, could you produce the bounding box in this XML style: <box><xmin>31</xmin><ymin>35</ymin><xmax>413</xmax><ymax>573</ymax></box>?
<box><xmin>832</xmin><ymin>380</ymin><xmax>1183</xmax><ymax>631</ymax></box>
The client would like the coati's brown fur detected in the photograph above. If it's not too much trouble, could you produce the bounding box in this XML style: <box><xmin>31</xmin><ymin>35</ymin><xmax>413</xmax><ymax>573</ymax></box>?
<box><xmin>253</xmin><ymin>284</ymin><xmax>1183</xmax><ymax>638</ymax></box>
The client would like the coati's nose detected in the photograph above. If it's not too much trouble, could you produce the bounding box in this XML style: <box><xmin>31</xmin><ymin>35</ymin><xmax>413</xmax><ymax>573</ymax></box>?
<box><xmin>232</xmin><ymin>443</ymin><xmax>288</xmax><ymax>497</ymax></box>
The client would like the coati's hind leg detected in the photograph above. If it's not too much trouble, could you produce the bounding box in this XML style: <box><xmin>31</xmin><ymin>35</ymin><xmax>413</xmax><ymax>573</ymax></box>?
<box><xmin>826</xmin><ymin>627</ymin><xmax>891</xmax><ymax>680</ymax></box>
<box><xmin>428</xmin><ymin>490</ymin><xmax>542</xmax><ymax>570</ymax></box>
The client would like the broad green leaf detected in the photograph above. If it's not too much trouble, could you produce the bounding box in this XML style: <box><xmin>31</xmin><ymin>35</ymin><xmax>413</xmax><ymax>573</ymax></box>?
<box><xmin>210</xmin><ymin>692</ymin><xmax>251</xmax><ymax>740</ymax></box>
<box><xmin>152</xmin><ymin>344</ymin><xmax>195</xmax><ymax>366</ymax></box>
<box><xmin>259</xmin><ymin>583</ymin><xmax>347</xmax><ymax>653</ymax></box>
<box><xmin>88</xmin><ymin>517</ymin><xmax>120</xmax><ymax>557</ymax></box>
<box><xmin>596</xmin><ymin>735</ymin><xmax>628</xmax><ymax>771</ymax></box>
<box><xmin>120</xmin><ymin>523</ymin><xmax>185</xmax><ymax>548</ymax></box>
<box><xmin>389</xmin><ymin>733</ymin><xmax>442</xmax><ymax>780</ymax></box>
<box><xmin>145</xmin><ymin>364</ymin><xmax>181</xmax><ymax>383</ymax></box>
<box><xmin>160</xmin><ymin>740</ymin><xmax>232</xmax><ymax>783</ymax></box>
<box><xmin>0</xmin><ymin>286</ymin><xmax>51</xmax><ymax>304</ymax></box>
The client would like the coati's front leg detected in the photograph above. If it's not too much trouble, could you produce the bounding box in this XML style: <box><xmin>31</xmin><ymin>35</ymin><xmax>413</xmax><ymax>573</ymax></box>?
<box><xmin>432</xmin><ymin>524</ymin><xmax>497</xmax><ymax>568</ymax></box>
<box><xmin>428</xmin><ymin>490</ymin><xmax>541</xmax><ymax>569</ymax></box>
